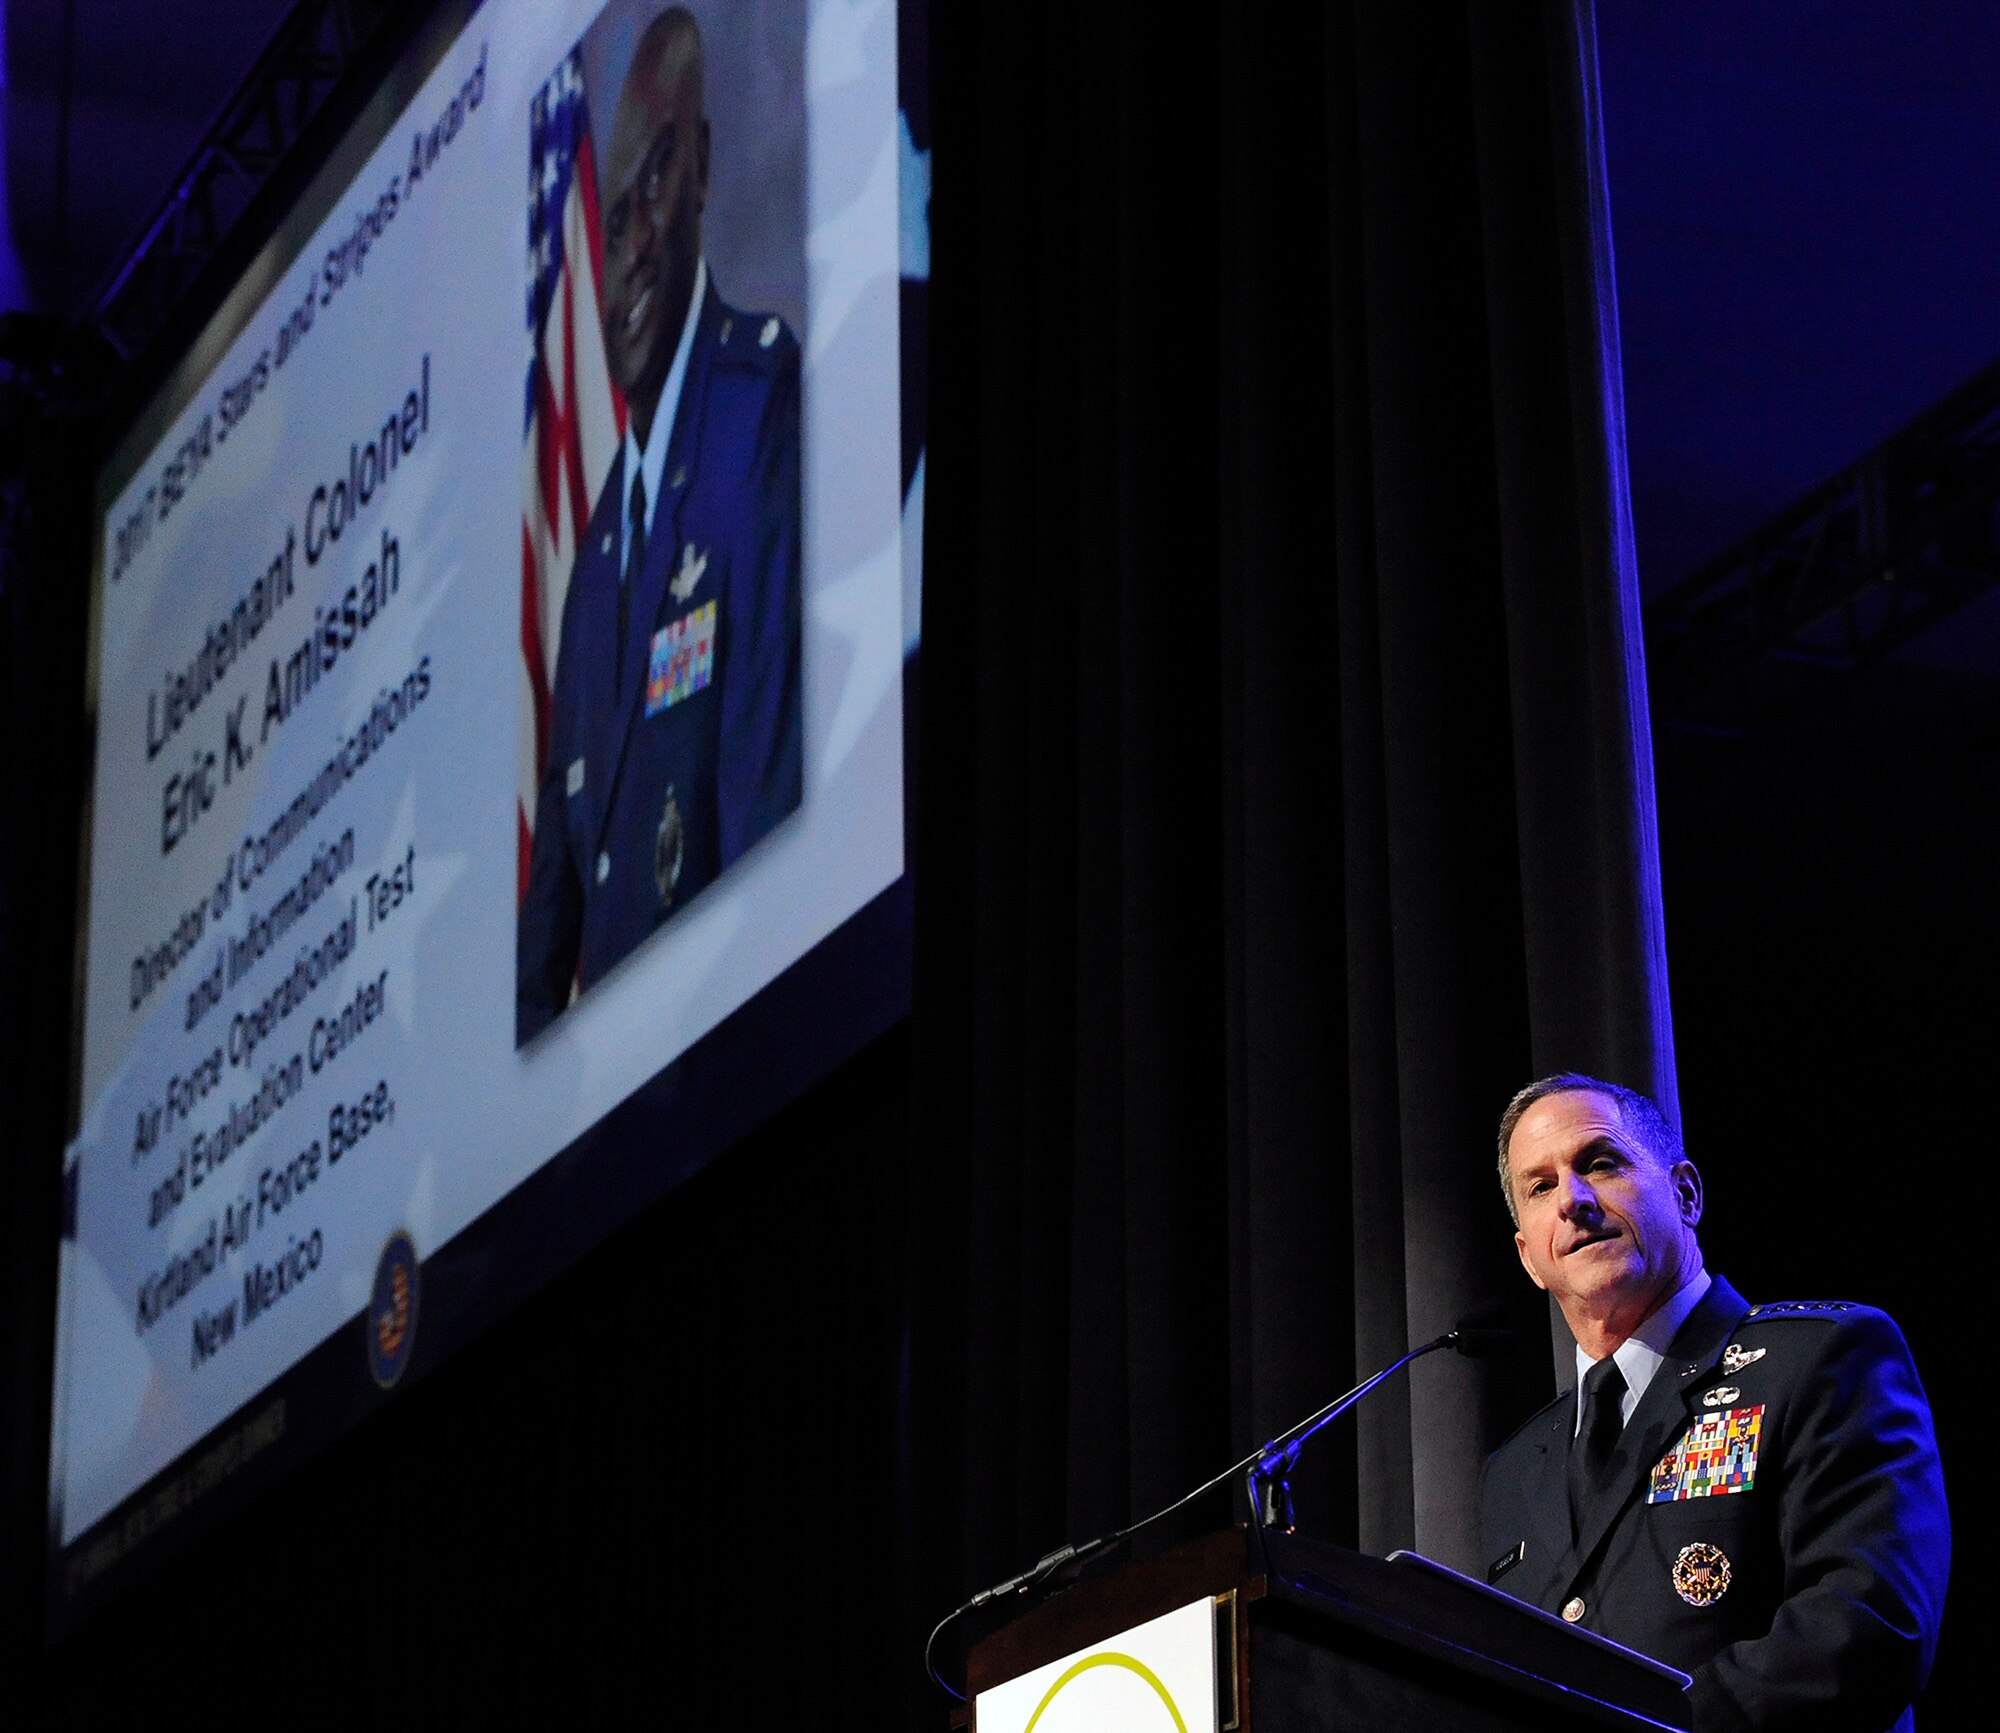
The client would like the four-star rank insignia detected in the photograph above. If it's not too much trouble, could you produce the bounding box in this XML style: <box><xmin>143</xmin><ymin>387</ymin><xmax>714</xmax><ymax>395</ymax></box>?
<box><xmin>1673</xmin><ymin>1541</ymin><xmax>1732</xmax><ymax>1607</ymax></box>
<box><xmin>1720</xmin><ymin>1343</ymin><xmax>1767</xmax><ymax>1374</ymax></box>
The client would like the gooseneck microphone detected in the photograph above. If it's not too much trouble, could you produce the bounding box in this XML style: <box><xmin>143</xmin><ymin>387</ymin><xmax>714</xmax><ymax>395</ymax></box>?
<box><xmin>923</xmin><ymin>1299</ymin><xmax>1516</xmax><ymax>1701</ymax></box>
<box><xmin>1246</xmin><ymin>1296</ymin><xmax>1514</xmax><ymax>1527</ymax></box>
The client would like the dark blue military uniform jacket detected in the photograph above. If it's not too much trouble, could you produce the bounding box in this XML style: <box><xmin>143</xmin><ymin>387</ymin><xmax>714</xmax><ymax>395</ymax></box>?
<box><xmin>1480</xmin><ymin>1277</ymin><xmax>1948</xmax><ymax>1733</ymax></box>
<box><xmin>517</xmin><ymin>279</ymin><xmax>802</xmax><ymax>1044</ymax></box>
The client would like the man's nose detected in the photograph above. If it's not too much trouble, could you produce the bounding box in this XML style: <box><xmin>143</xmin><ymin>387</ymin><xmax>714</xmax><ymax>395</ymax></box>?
<box><xmin>1556</xmin><ymin>1170</ymin><xmax>1601</xmax><ymax>1217</ymax></box>
<box><xmin>624</xmin><ymin>197</ymin><xmax>659</xmax><ymax>262</ymax></box>
<box><xmin>611</xmin><ymin>210</ymin><xmax>649</xmax><ymax>274</ymax></box>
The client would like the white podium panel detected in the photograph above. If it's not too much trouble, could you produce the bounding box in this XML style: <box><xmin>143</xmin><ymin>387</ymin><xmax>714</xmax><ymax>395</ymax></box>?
<box><xmin>974</xmin><ymin>1595</ymin><xmax>1219</xmax><ymax>1733</ymax></box>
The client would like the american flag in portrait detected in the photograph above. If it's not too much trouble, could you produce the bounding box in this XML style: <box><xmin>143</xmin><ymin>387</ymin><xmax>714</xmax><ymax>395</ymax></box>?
<box><xmin>521</xmin><ymin>51</ymin><xmax>625</xmax><ymax>901</ymax></box>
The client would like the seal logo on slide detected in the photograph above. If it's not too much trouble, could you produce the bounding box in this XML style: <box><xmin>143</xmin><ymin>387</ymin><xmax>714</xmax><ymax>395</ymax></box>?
<box><xmin>367</xmin><ymin>1229</ymin><xmax>421</xmax><ymax>1388</ymax></box>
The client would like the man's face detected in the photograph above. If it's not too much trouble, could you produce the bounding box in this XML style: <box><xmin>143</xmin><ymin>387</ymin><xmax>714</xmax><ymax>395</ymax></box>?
<box><xmin>1505</xmin><ymin>1089</ymin><xmax>1702</xmax><ymax>1336</ymax></box>
<box><xmin>600</xmin><ymin>41</ymin><xmax>708</xmax><ymax>424</ymax></box>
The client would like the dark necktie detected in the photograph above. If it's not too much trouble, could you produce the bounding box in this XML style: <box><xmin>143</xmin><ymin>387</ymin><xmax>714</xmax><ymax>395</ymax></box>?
<box><xmin>618</xmin><ymin>469</ymin><xmax>646</xmax><ymax>697</ymax></box>
<box><xmin>1568</xmin><ymin>1357</ymin><xmax>1628</xmax><ymax>1540</ymax></box>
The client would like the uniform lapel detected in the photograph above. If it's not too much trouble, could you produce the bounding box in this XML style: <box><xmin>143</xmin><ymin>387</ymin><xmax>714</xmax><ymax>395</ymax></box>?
<box><xmin>1558</xmin><ymin>1277</ymin><xmax>1752</xmax><ymax>1584</ymax></box>
<box><xmin>599</xmin><ymin>279</ymin><xmax>722</xmax><ymax>830</ymax></box>
<box><xmin>1517</xmin><ymin>1404</ymin><xmax>1577</xmax><ymax>1602</ymax></box>
<box><xmin>578</xmin><ymin>446</ymin><xmax>627</xmax><ymax>851</ymax></box>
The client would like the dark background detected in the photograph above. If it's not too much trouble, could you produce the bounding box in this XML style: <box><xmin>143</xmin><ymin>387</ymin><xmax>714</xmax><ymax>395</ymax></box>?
<box><xmin>1597</xmin><ymin>20</ymin><xmax>1991</xmax><ymax>1717</ymax></box>
<box><xmin>1</xmin><ymin>0</ymin><xmax>1984</xmax><ymax>1725</ymax></box>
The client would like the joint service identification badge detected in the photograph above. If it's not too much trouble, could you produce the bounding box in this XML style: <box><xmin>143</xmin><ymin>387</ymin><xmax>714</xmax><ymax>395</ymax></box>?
<box><xmin>1673</xmin><ymin>1542</ymin><xmax>1732</xmax><ymax>1607</ymax></box>
<box><xmin>655</xmin><ymin>784</ymin><xmax>685</xmax><ymax>908</ymax></box>
<box><xmin>1649</xmin><ymin>1404</ymin><xmax>1764</xmax><ymax>1503</ymax></box>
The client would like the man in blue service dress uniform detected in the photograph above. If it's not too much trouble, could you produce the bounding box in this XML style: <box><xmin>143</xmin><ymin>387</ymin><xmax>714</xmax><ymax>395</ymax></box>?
<box><xmin>518</xmin><ymin>7</ymin><xmax>802</xmax><ymax>1045</ymax></box>
<box><xmin>1480</xmin><ymin>1075</ymin><xmax>1948</xmax><ymax>1733</ymax></box>
<box><xmin>520</xmin><ymin>10</ymin><xmax>800</xmax><ymax>1040</ymax></box>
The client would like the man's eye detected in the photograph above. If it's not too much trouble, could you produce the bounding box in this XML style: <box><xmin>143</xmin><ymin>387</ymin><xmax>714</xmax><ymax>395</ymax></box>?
<box><xmin>642</xmin><ymin>130</ymin><xmax>675</xmax><ymax>202</ymax></box>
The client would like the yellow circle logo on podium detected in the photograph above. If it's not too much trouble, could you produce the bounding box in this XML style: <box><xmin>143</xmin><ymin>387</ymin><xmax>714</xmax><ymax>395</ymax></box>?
<box><xmin>1023</xmin><ymin>1652</ymin><xmax>1189</xmax><ymax>1732</ymax></box>
<box><xmin>975</xmin><ymin>1597</ymin><xmax>1217</xmax><ymax>1733</ymax></box>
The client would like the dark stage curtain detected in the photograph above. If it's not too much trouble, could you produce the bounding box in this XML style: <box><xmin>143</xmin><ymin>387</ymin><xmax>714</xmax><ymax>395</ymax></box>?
<box><xmin>909</xmin><ymin>0</ymin><xmax>1676</xmax><ymax>1676</ymax></box>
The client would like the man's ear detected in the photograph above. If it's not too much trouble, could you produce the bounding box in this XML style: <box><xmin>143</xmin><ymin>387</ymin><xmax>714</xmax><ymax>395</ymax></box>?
<box><xmin>1672</xmin><ymin>1159</ymin><xmax>1703</xmax><ymax>1227</ymax></box>
<box><xmin>1514</xmin><ymin>1231</ymin><xmax>1548</xmax><ymax>1291</ymax></box>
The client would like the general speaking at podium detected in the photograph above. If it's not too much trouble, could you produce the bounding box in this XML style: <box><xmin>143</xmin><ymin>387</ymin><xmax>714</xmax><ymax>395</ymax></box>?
<box><xmin>1481</xmin><ymin>1075</ymin><xmax>1949</xmax><ymax>1733</ymax></box>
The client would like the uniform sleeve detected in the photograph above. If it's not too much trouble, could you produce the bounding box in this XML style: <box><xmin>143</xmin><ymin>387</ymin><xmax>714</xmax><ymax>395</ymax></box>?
<box><xmin>516</xmin><ymin>594</ymin><xmax>586</xmax><ymax>1045</ymax></box>
<box><xmin>1689</xmin><ymin>1311</ymin><xmax>1949</xmax><ymax>1733</ymax></box>
<box><xmin>715</xmin><ymin>332</ymin><xmax>803</xmax><ymax>865</ymax></box>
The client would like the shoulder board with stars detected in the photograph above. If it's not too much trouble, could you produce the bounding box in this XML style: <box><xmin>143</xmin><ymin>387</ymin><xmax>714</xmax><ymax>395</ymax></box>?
<box><xmin>1744</xmin><ymin>1300</ymin><xmax>1859</xmax><ymax>1319</ymax></box>
<box><xmin>714</xmin><ymin>310</ymin><xmax>796</xmax><ymax>374</ymax></box>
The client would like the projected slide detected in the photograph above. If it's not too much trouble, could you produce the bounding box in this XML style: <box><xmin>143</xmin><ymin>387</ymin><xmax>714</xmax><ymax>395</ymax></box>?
<box><xmin>53</xmin><ymin>0</ymin><xmax>905</xmax><ymax>1594</ymax></box>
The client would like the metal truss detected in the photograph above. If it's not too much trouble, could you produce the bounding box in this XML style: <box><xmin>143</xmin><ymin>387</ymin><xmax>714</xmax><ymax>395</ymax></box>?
<box><xmin>1645</xmin><ymin>358</ymin><xmax>2000</xmax><ymax>735</ymax></box>
<box><xmin>84</xmin><ymin>0</ymin><xmax>402</xmax><ymax>367</ymax></box>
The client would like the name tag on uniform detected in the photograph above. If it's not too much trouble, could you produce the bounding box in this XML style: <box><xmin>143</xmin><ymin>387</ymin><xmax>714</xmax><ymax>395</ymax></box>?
<box><xmin>1649</xmin><ymin>1404</ymin><xmax>1764</xmax><ymax>1503</ymax></box>
<box><xmin>645</xmin><ymin>601</ymin><xmax>716</xmax><ymax>718</ymax></box>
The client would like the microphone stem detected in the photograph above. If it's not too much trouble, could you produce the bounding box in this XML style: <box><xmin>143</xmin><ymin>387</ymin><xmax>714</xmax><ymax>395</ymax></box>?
<box><xmin>1256</xmin><ymin>1337</ymin><xmax>1447</xmax><ymax>1476</ymax></box>
<box><xmin>925</xmin><ymin>1323</ymin><xmax>1477</xmax><ymax>1698</ymax></box>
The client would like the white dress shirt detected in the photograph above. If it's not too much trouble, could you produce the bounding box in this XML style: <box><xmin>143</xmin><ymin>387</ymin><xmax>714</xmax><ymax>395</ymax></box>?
<box><xmin>616</xmin><ymin>256</ymin><xmax>707</xmax><ymax>574</ymax></box>
<box><xmin>1574</xmin><ymin>1267</ymin><xmax>1712</xmax><ymax>1434</ymax></box>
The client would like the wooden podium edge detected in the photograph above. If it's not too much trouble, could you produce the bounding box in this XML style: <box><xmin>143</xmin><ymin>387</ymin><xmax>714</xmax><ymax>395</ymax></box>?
<box><xmin>952</xmin><ymin>1525</ymin><xmax>1690</xmax><ymax>1732</ymax></box>
<box><xmin>958</xmin><ymin>1527</ymin><xmax>1265</xmax><ymax>1728</ymax></box>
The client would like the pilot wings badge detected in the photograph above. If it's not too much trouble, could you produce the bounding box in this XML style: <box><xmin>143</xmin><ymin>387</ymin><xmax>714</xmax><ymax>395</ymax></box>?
<box><xmin>670</xmin><ymin>543</ymin><xmax>709</xmax><ymax>603</ymax></box>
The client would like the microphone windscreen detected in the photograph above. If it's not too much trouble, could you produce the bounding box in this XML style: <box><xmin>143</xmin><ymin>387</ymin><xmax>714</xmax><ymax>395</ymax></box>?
<box><xmin>1446</xmin><ymin>1296</ymin><xmax>1519</xmax><ymax>1358</ymax></box>
<box><xmin>1448</xmin><ymin>1325</ymin><xmax>1518</xmax><ymax>1359</ymax></box>
<box><xmin>1452</xmin><ymin>1295</ymin><xmax>1512</xmax><ymax>1334</ymax></box>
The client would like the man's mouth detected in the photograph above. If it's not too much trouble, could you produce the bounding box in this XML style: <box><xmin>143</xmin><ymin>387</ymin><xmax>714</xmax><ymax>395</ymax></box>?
<box><xmin>1564</xmin><ymin>1229</ymin><xmax>1620</xmax><ymax>1256</ymax></box>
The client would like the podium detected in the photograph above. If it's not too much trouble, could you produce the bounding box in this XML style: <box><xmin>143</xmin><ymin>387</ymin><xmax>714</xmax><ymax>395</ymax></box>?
<box><xmin>960</xmin><ymin>1527</ymin><xmax>1690</xmax><ymax>1731</ymax></box>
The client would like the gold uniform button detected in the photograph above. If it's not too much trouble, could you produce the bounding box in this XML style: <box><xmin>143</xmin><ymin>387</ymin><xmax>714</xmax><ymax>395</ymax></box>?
<box><xmin>1561</xmin><ymin>1597</ymin><xmax>1586</xmax><ymax>1623</ymax></box>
